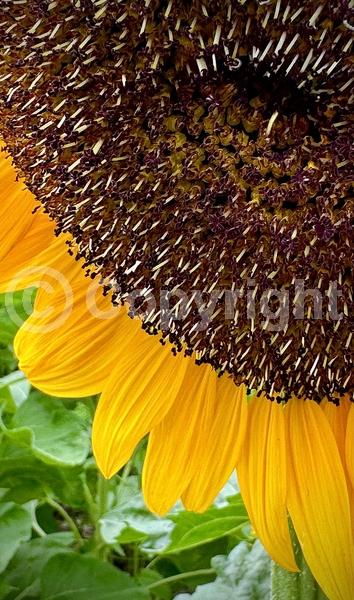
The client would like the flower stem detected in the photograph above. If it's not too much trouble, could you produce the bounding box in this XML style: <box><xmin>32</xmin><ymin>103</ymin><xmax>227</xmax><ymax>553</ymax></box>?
<box><xmin>45</xmin><ymin>497</ymin><xmax>83</xmax><ymax>545</ymax></box>
<box><xmin>93</xmin><ymin>473</ymin><xmax>111</xmax><ymax>560</ymax></box>
<box><xmin>271</xmin><ymin>552</ymin><xmax>328</xmax><ymax>600</ymax></box>
<box><xmin>32</xmin><ymin>513</ymin><xmax>47</xmax><ymax>538</ymax></box>
<box><xmin>80</xmin><ymin>472</ymin><xmax>98</xmax><ymax>523</ymax></box>
<box><xmin>97</xmin><ymin>473</ymin><xmax>110</xmax><ymax>518</ymax></box>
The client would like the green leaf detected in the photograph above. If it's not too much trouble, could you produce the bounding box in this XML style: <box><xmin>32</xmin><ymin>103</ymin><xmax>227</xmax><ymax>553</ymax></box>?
<box><xmin>0</xmin><ymin>346</ymin><xmax>17</xmax><ymax>378</ymax></box>
<box><xmin>136</xmin><ymin>570</ymin><xmax>171</xmax><ymax>600</ymax></box>
<box><xmin>164</xmin><ymin>497</ymin><xmax>248</xmax><ymax>554</ymax></box>
<box><xmin>0</xmin><ymin>290</ymin><xmax>35</xmax><ymax>344</ymax></box>
<box><xmin>2</xmin><ymin>533</ymin><xmax>74</xmax><ymax>600</ymax></box>
<box><xmin>167</xmin><ymin>538</ymin><xmax>234</xmax><ymax>576</ymax></box>
<box><xmin>2</xmin><ymin>392</ymin><xmax>90</xmax><ymax>467</ymax></box>
<box><xmin>41</xmin><ymin>553</ymin><xmax>150</xmax><ymax>600</ymax></box>
<box><xmin>0</xmin><ymin>582</ymin><xmax>16</xmax><ymax>600</ymax></box>
<box><xmin>100</xmin><ymin>477</ymin><xmax>173</xmax><ymax>553</ymax></box>
<box><xmin>0</xmin><ymin>502</ymin><xmax>32</xmax><ymax>572</ymax></box>
<box><xmin>0</xmin><ymin>439</ymin><xmax>87</xmax><ymax>508</ymax></box>
<box><xmin>1</xmin><ymin>482</ymin><xmax>44</xmax><ymax>505</ymax></box>
<box><xmin>0</xmin><ymin>371</ymin><xmax>30</xmax><ymax>412</ymax></box>
<box><xmin>175</xmin><ymin>540</ymin><xmax>271</xmax><ymax>600</ymax></box>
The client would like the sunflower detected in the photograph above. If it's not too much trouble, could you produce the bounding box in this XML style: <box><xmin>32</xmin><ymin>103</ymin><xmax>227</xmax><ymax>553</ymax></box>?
<box><xmin>0</xmin><ymin>1</ymin><xmax>353</xmax><ymax>598</ymax></box>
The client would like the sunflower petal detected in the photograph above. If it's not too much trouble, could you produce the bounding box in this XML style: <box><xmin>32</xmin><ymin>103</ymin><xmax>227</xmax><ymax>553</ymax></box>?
<box><xmin>0</xmin><ymin>213</ymin><xmax>56</xmax><ymax>293</ymax></box>
<box><xmin>142</xmin><ymin>363</ymin><xmax>218</xmax><ymax>515</ymax></box>
<box><xmin>325</xmin><ymin>398</ymin><xmax>354</xmax><ymax>542</ymax></box>
<box><xmin>286</xmin><ymin>399</ymin><xmax>354</xmax><ymax>600</ymax></box>
<box><xmin>0</xmin><ymin>149</ymin><xmax>55</xmax><ymax>291</ymax></box>
<box><xmin>93</xmin><ymin>334</ymin><xmax>190</xmax><ymax>479</ymax></box>
<box><xmin>0</xmin><ymin>151</ymin><xmax>38</xmax><ymax>257</ymax></box>
<box><xmin>182</xmin><ymin>377</ymin><xmax>247</xmax><ymax>512</ymax></box>
<box><xmin>346</xmin><ymin>403</ymin><xmax>354</xmax><ymax>490</ymax></box>
<box><xmin>322</xmin><ymin>397</ymin><xmax>350</xmax><ymax>463</ymax></box>
<box><xmin>14</xmin><ymin>279</ymin><xmax>126</xmax><ymax>397</ymax></box>
<box><xmin>237</xmin><ymin>397</ymin><xmax>298</xmax><ymax>572</ymax></box>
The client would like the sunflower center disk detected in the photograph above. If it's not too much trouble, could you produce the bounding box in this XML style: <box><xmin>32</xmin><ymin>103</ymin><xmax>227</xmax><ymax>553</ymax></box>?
<box><xmin>0</xmin><ymin>0</ymin><xmax>352</xmax><ymax>401</ymax></box>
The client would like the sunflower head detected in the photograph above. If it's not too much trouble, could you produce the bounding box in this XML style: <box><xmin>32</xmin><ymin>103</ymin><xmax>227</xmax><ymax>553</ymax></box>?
<box><xmin>0</xmin><ymin>0</ymin><xmax>352</xmax><ymax>401</ymax></box>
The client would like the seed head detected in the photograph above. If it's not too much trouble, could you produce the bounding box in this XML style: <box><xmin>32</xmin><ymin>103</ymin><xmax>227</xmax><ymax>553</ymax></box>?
<box><xmin>0</xmin><ymin>0</ymin><xmax>353</xmax><ymax>401</ymax></box>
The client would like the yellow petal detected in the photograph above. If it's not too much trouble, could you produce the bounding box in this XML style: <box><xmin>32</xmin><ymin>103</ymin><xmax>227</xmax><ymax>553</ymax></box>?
<box><xmin>92</xmin><ymin>332</ymin><xmax>190</xmax><ymax>480</ymax></box>
<box><xmin>142</xmin><ymin>363</ymin><xmax>218</xmax><ymax>515</ymax></box>
<box><xmin>325</xmin><ymin>398</ymin><xmax>354</xmax><ymax>541</ymax></box>
<box><xmin>346</xmin><ymin>403</ymin><xmax>354</xmax><ymax>490</ymax></box>
<box><xmin>237</xmin><ymin>396</ymin><xmax>298</xmax><ymax>572</ymax></box>
<box><xmin>0</xmin><ymin>149</ymin><xmax>55</xmax><ymax>291</ymax></box>
<box><xmin>0</xmin><ymin>151</ymin><xmax>38</xmax><ymax>258</ymax></box>
<box><xmin>30</xmin><ymin>234</ymin><xmax>84</xmax><ymax>289</ymax></box>
<box><xmin>14</xmin><ymin>279</ymin><xmax>126</xmax><ymax>397</ymax></box>
<box><xmin>322</xmin><ymin>397</ymin><xmax>350</xmax><ymax>463</ymax></box>
<box><xmin>182</xmin><ymin>377</ymin><xmax>247</xmax><ymax>512</ymax></box>
<box><xmin>286</xmin><ymin>399</ymin><xmax>354</xmax><ymax>600</ymax></box>
<box><xmin>0</xmin><ymin>213</ymin><xmax>56</xmax><ymax>293</ymax></box>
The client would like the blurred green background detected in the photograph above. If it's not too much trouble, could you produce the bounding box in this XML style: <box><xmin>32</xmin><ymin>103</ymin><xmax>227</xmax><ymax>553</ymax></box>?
<box><xmin>0</xmin><ymin>291</ymin><xmax>270</xmax><ymax>599</ymax></box>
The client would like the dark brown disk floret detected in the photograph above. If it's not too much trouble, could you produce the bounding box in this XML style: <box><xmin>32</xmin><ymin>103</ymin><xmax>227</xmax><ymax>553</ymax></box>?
<box><xmin>0</xmin><ymin>0</ymin><xmax>353</xmax><ymax>401</ymax></box>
